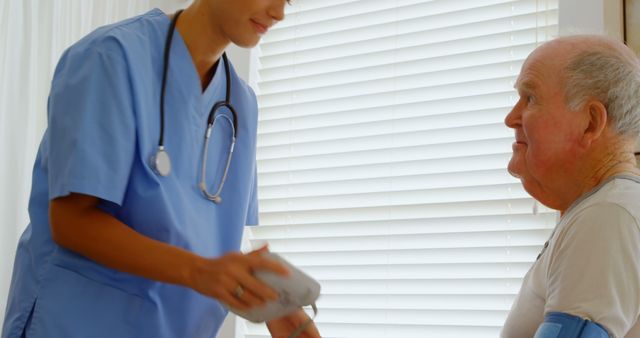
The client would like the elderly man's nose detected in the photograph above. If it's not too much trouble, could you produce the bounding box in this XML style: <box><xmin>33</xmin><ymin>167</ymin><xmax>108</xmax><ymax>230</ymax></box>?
<box><xmin>505</xmin><ymin>105</ymin><xmax>521</xmax><ymax>128</ymax></box>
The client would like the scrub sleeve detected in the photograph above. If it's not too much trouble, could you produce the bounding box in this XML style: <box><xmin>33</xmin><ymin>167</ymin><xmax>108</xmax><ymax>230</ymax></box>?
<box><xmin>48</xmin><ymin>39</ymin><xmax>135</xmax><ymax>205</ymax></box>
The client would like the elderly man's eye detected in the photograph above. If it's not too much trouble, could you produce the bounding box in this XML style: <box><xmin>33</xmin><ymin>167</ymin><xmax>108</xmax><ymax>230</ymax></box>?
<box><xmin>527</xmin><ymin>95</ymin><xmax>535</xmax><ymax>104</ymax></box>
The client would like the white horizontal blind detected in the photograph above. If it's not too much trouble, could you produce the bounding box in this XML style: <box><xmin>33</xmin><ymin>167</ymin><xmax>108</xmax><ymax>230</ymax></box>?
<box><xmin>244</xmin><ymin>1</ymin><xmax>558</xmax><ymax>337</ymax></box>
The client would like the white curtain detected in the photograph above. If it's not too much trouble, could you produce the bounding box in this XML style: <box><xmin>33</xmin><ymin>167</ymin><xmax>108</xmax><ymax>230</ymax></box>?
<box><xmin>0</xmin><ymin>0</ymin><xmax>170</xmax><ymax>324</ymax></box>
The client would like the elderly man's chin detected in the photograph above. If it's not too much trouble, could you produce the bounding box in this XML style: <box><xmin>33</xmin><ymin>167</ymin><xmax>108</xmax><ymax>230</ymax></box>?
<box><xmin>507</xmin><ymin>165</ymin><xmax>522</xmax><ymax>179</ymax></box>
<box><xmin>507</xmin><ymin>154</ymin><xmax>524</xmax><ymax>179</ymax></box>
<box><xmin>507</xmin><ymin>156</ymin><xmax>555</xmax><ymax>210</ymax></box>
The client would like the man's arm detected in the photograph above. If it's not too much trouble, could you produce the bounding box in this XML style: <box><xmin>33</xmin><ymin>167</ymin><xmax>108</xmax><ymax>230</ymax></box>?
<box><xmin>50</xmin><ymin>193</ymin><xmax>287</xmax><ymax>311</ymax></box>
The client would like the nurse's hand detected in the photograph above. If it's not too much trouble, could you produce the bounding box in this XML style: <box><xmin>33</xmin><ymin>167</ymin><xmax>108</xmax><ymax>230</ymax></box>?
<box><xmin>267</xmin><ymin>309</ymin><xmax>321</xmax><ymax>338</ymax></box>
<box><xmin>188</xmin><ymin>246</ymin><xmax>289</xmax><ymax>311</ymax></box>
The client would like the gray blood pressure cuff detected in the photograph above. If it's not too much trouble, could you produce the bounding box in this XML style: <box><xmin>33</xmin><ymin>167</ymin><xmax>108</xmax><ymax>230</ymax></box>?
<box><xmin>227</xmin><ymin>252</ymin><xmax>320</xmax><ymax>323</ymax></box>
<box><xmin>534</xmin><ymin>312</ymin><xmax>610</xmax><ymax>338</ymax></box>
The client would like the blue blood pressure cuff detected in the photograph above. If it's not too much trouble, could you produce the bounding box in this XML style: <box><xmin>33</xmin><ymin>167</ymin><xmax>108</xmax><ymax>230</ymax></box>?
<box><xmin>534</xmin><ymin>312</ymin><xmax>610</xmax><ymax>338</ymax></box>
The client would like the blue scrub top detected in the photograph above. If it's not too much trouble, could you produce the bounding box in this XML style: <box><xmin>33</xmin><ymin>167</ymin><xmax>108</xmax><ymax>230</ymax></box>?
<box><xmin>2</xmin><ymin>9</ymin><xmax>259</xmax><ymax>338</ymax></box>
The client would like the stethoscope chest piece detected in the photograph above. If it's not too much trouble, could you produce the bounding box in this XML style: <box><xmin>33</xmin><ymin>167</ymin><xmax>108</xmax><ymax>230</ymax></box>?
<box><xmin>151</xmin><ymin>146</ymin><xmax>172</xmax><ymax>177</ymax></box>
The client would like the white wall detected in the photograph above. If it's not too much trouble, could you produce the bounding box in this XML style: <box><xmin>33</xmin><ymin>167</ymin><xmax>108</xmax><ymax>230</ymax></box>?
<box><xmin>628</xmin><ymin>0</ymin><xmax>640</xmax><ymax>55</ymax></box>
<box><xmin>150</xmin><ymin>0</ymin><xmax>191</xmax><ymax>14</ymax></box>
<box><xmin>559</xmin><ymin>0</ymin><xmax>623</xmax><ymax>38</ymax></box>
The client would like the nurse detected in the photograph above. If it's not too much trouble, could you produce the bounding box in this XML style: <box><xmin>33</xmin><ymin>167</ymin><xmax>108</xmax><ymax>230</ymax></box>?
<box><xmin>2</xmin><ymin>1</ymin><xmax>320</xmax><ymax>338</ymax></box>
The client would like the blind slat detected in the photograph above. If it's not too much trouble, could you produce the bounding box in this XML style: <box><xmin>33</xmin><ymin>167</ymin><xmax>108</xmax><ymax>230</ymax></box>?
<box><xmin>272</xmin><ymin>0</ymin><xmax>513</xmax><ymax>33</ymax></box>
<box><xmin>260</xmin><ymin>23</ymin><xmax>557</xmax><ymax>68</ymax></box>
<box><xmin>264</xmin><ymin>4</ymin><xmax>557</xmax><ymax>56</ymax></box>
<box><xmin>258</xmin><ymin>138</ymin><xmax>514</xmax><ymax>169</ymax></box>
<box><xmin>258</xmin><ymin>153</ymin><xmax>514</xmax><ymax>182</ymax></box>
<box><xmin>258</xmin><ymin>108</ymin><xmax>510</xmax><ymax>145</ymax></box>
<box><xmin>258</xmin><ymin>198</ymin><xmax>549</xmax><ymax>226</ymax></box>
<box><xmin>258</xmin><ymin>124</ymin><xmax>513</xmax><ymax>159</ymax></box>
<box><xmin>258</xmin><ymin>229</ymin><xmax>552</xmax><ymax>252</ymax></box>
<box><xmin>259</xmin><ymin>40</ymin><xmax>540</xmax><ymax>83</ymax></box>
<box><xmin>307</xmin><ymin>278</ymin><xmax>524</xmax><ymax>294</ymax></box>
<box><xmin>259</xmin><ymin>169</ymin><xmax>520</xmax><ymax>198</ymax></box>
<box><xmin>258</xmin><ymin>92</ymin><xmax>514</xmax><ymax>122</ymax></box>
<box><xmin>259</xmin><ymin>183</ymin><xmax>531</xmax><ymax>212</ymax></box>
<box><xmin>249</xmin><ymin>213</ymin><xmax>555</xmax><ymax>238</ymax></box>
<box><xmin>316</xmin><ymin>294</ymin><xmax>516</xmax><ymax>310</ymax></box>
<box><xmin>263</xmin><ymin>247</ymin><xmax>544</xmax><ymax>266</ymax></box>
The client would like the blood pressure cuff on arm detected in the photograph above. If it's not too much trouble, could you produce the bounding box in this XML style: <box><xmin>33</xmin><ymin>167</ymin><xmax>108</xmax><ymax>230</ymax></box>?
<box><xmin>534</xmin><ymin>312</ymin><xmax>610</xmax><ymax>338</ymax></box>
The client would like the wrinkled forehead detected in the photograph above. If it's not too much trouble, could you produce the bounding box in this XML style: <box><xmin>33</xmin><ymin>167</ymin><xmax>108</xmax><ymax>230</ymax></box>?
<box><xmin>515</xmin><ymin>42</ymin><xmax>570</xmax><ymax>91</ymax></box>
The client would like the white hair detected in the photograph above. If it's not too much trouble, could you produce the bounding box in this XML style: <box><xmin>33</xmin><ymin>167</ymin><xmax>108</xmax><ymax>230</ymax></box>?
<box><xmin>563</xmin><ymin>44</ymin><xmax>640</xmax><ymax>138</ymax></box>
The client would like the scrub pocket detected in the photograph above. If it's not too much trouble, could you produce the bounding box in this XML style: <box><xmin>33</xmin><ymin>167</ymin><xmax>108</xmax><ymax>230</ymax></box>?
<box><xmin>25</xmin><ymin>264</ymin><xmax>155</xmax><ymax>338</ymax></box>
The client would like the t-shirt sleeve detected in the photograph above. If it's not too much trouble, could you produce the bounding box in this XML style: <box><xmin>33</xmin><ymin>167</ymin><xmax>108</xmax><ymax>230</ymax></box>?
<box><xmin>47</xmin><ymin>41</ymin><xmax>136</xmax><ymax>206</ymax></box>
<box><xmin>545</xmin><ymin>202</ymin><xmax>640</xmax><ymax>337</ymax></box>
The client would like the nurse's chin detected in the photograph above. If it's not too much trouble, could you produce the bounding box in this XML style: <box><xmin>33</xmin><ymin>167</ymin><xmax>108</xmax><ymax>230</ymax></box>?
<box><xmin>233</xmin><ymin>40</ymin><xmax>260</xmax><ymax>49</ymax></box>
<box><xmin>231</xmin><ymin>33</ymin><xmax>262</xmax><ymax>49</ymax></box>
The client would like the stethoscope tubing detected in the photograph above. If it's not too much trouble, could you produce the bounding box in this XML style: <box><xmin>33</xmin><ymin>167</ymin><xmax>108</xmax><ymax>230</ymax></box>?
<box><xmin>152</xmin><ymin>9</ymin><xmax>239</xmax><ymax>204</ymax></box>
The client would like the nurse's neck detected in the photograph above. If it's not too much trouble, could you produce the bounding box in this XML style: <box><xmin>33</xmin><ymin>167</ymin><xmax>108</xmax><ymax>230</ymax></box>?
<box><xmin>171</xmin><ymin>5</ymin><xmax>230</xmax><ymax>92</ymax></box>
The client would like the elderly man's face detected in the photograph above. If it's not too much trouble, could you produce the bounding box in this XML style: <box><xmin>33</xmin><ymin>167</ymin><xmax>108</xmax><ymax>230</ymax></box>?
<box><xmin>504</xmin><ymin>43</ymin><xmax>584</xmax><ymax>209</ymax></box>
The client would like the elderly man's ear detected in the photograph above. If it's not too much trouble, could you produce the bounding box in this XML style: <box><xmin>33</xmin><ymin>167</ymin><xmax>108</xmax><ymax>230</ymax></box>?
<box><xmin>579</xmin><ymin>100</ymin><xmax>608</xmax><ymax>149</ymax></box>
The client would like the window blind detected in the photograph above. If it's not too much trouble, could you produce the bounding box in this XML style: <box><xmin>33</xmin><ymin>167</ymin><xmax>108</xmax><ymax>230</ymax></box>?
<box><xmin>243</xmin><ymin>1</ymin><xmax>558</xmax><ymax>337</ymax></box>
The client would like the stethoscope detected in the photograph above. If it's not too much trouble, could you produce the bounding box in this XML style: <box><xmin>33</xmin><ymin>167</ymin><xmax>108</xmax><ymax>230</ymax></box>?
<box><xmin>150</xmin><ymin>10</ymin><xmax>238</xmax><ymax>204</ymax></box>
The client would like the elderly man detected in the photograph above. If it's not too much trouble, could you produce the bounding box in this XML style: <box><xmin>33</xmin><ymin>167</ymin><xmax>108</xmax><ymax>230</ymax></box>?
<box><xmin>501</xmin><ymin>35</ymin><xmax>640</xmax><ymax>338</ymax></box>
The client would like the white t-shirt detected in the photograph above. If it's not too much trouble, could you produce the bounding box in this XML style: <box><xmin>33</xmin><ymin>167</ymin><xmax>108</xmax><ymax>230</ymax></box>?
<box><xmin>501</xmin><ymin>175</ymin><xmax>640</xmax><ymax>338</ymax></box>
